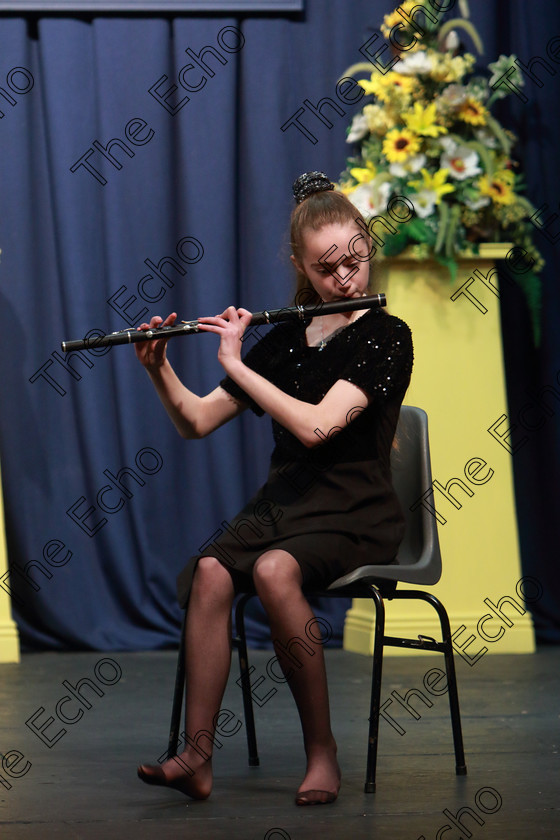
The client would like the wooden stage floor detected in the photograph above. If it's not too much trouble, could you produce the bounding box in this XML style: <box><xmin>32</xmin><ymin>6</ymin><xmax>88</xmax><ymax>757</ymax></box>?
<box><xmin>1</xmin><ymin>646</ymin><xmax>559</xmax><ymax>839</ymax></box>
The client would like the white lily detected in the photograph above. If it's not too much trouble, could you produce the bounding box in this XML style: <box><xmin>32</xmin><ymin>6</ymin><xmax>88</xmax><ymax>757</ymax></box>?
<box><xmin>440</xmin><ymin>138</ymin><xmax>481</xmax><ymax>180</ymax></box>
<box><xmin>465</xmin><ymin>195</ymin><xmax>491</xmax><ymax>210</ymax></box>
<box><xmin>474</xmin><ymin>127</ymin><xmax>498</xmax><ymax>149</ymax></box>
<box><xmin>349</xmin><ymin>179</ymin><xmax>393</xmax><ymax>218</ymax></box>
<box><xmin>346</xmin><ymin>112</ymin><xmax>369</xmax><ymax>144</ymax></box>
<box><xmin>389</xmin><ymin>154</ymin><xmax>427</xmax><ymax>178</ymax></box>
<box><xmin>409</xmin><ymin>189</ymin><xmax>437</xmax><ymax>219</ymax></box>
<box><xmin>439</xmin><ymin>84</ymin><xmax>469</xmax><ymax>107</ymax></box>
<box><xmin>396</xmin><ymin>50</ymin><xmax>433</xmax><ymax>76</ymax></box>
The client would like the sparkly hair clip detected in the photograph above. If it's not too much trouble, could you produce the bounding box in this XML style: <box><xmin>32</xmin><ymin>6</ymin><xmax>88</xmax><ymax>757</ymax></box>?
<box><xmin>292</xmin><ymin>171</ymin><xmax>335</xmax><ymax>204</ymax></box>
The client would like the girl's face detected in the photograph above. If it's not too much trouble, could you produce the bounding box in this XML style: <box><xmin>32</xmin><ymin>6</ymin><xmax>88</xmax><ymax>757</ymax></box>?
<box><xmin>292</xmin><ymin>222</ymin><xmax>371</xmax><ymax>302</ymax></box>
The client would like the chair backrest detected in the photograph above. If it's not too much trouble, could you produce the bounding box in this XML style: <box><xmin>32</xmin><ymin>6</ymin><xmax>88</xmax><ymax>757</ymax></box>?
<box><xmin>372</xmin><ymin>405</ymin><xmax>442</xmax><ymax>585</ymax></box>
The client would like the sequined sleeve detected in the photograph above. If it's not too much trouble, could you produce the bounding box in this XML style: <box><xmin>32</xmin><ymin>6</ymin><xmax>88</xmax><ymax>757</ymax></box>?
<box><xmin>339</xmin><ymin>315</ymin><xmax>413</xmax><ymax>403</ymax></box>
<box><xmin>219</xmin><ymin>322</ymin><xmax>293</xmax><ymax>416</ymax></box>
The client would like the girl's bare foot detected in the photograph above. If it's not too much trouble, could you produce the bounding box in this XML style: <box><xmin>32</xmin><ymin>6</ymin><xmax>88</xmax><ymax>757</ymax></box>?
<box><xmin>295</xmin><ymin>740</ymin><xmax>341</xmax><ymax>805</ymax></box>
<box><xmin>137</xmin><ymin>750</ymin><xmax>213</xmax><ymax>800</ymax></box>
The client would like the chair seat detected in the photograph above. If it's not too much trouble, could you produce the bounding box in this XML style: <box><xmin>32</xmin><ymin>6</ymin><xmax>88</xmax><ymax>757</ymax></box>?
<box><xmin>324</xmin><ymin>561</ymin><xmax>440</xmax><ymax>590</ymax></box>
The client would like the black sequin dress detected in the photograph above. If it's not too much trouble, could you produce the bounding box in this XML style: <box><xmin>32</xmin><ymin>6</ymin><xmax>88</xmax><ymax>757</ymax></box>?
<box><xmin>176</xmin><ymin>307</ymin><xmax>413</xmax><ymax>607</ymax></box>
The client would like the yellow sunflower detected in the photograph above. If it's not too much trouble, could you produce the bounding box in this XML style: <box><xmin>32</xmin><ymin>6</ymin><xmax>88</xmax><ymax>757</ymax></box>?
<box><xmin>383</xmin><ymin>128</ymin><xmax>421</xmax><ymax>163</ymax></box>
<box><xmin>477</xmin><ymin>170</ymin><xmax>516</xmax><ymax>205</ymax></box>
<box><xmin>457</xmin><ymin>96</ymin><xmax>488</xmax><ymax>126</ymax></box>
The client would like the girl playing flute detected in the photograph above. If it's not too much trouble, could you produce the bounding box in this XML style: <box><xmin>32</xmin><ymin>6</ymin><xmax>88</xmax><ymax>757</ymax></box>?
<box><xmin>136</xmin><ymin>172</ymin><xmax>413</xmax><ymax>805</ymax></box>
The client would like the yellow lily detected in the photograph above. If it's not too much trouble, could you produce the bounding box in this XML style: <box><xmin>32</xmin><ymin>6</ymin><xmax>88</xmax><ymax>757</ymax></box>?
<box><xmin>403</xmin><ymin>102</ymin><xmax>447</xmax><ymax>137</ymax></box>
<box><xmin>409</xmin><ymin>168</ymin><xmax>455</xmax><ymax>202</ymax></box>
<box><xmin>349</xmin><ymin>161</ymin><xmax>377</xmax><ymax>183</ymax></box>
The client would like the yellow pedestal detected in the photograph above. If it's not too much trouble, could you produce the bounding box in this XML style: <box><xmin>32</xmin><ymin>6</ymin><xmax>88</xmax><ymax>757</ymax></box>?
<box><xmin>0</xmin><ymin>465</ymin><xmax>20</xmax><ymax>662</ymax></box>
<box><xmin>344</xmin><ymin>245</ymin><xmax>536</xmax><ymax>657</ymax></box>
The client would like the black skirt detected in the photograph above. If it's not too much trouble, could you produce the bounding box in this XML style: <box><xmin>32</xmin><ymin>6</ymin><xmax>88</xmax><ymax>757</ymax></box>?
<box><xmin>176</xmin><ymin>452</ymin><xmax>405</xmax><ymax>607</ymax></box>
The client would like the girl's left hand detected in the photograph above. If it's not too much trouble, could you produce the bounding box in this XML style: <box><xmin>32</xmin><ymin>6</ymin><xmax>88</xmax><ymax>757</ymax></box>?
<box><xmin>196</xmin><ymin>306</ymin><xmax>253</xmax><ymax>371</ymax></box>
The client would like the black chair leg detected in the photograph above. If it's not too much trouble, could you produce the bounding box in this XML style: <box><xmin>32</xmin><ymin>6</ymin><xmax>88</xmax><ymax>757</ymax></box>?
<box><xmin>427</xmin><ymin>595</ymin><xmax>467</xmax><ymax>775</ymax></box>
<box><xmin>411</xmin><ymin>592</ymin><xmax>467</xmax><ymax>775</ymax></box>
<box><xmin>234</xmin><ymin>593</ymin><xmax>260</xmax><ymax>767</ymax></box>
<box><xmin>443</xmin><ymin>640</ymin><xmax>468</xmax><ymax>775</ymax></box>
<box><xmin>167</xmin><ymin>610</ymin><xmax>187</xmax><ymax>759</ymax></box>
<box><xmin>365</xmin><ymin>585</ymin><xmax>386</xmax><ymax>793</ymax></box>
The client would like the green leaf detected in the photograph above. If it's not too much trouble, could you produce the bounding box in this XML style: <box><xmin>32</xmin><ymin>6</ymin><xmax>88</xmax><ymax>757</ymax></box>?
<box><xmin>515</xmin><ymin>195</ymin><xmax>537</xmax><ymax>216</ymax></box>
<box><xmin>382</xmin><ymin>229</ymin><xmax>411</xmax><ymax>257</ymax></box>
<box><xmin>404</xmin><ymin>217</ymin><xmax>431</xmax><ymax>243</ymax></box>
<box><xmin>434</xmin><ymin>253</ymin><xmax>458</xmax><ymax>283</ymax></box>
<box><xmin>445</xmin><ymin>204</ymin><xmax>462</xmax><ymax>257</ymax></box>
<box><xmin>339</xmin><ymin>62</ymin><xmax>376</xmax><ymax>81</ymax></box>
<box><xmin>485</xmin><ymin>114</ymin><xmax>512</xmax><ymax>155</ymax></box>
<box><xmin>435</xmin><ymin>202</ymin><xmax>450</xmax><ymax>254</ymax></box>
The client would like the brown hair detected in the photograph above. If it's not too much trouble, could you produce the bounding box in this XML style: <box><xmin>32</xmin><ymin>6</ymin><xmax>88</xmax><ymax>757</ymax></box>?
<box><xmin>290</xmin><ymin>190</ymin><xmax>374</xmax><ymax>305</ymax></box>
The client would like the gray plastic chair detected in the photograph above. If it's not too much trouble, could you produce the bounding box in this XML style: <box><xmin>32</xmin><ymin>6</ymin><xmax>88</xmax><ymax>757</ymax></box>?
<box><xmin>168</xmin><ymin>405</ymin><xmax>467</xmax><ymax>792</ymax></box>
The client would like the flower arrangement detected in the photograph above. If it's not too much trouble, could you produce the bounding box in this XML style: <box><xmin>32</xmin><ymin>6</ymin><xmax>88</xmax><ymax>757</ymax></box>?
<box><xmin>339</xmin><ymin>0</ymin><xmax>542</xmax><ymax>337</ymax></box>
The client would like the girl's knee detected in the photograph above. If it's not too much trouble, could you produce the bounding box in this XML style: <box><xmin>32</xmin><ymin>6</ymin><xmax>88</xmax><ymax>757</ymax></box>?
<box><xmin>196</xmin><ymin>555</ymin><xmax>224</xmax><ymax>576</ymax></box>
<box><xmin>253</xmin><ymin>551</ymin><xmax>302</xmax><ymax>597</ymax></box>
<box><xmin>193</xmin><ymin>556</ymin><xmax>233</xmax><ymax>596</ymax></box>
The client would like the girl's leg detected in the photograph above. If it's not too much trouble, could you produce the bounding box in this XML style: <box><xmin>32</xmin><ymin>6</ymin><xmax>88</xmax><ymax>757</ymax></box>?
<box><xmin>252</xmin><ymin>550</ymin><xmax>341</xmax><ymax>803</ymax></box>
<box><xmin>138</xmin><ymin>556</ymin><xmax>235</xmax><ymax>799</ymax></box>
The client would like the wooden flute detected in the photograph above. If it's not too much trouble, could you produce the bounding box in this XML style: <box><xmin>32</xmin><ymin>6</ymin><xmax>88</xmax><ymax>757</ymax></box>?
<box><xmin>61</xmin><ymin>293</ymin><xmax>386</xmax><ymax>353</ymax></box>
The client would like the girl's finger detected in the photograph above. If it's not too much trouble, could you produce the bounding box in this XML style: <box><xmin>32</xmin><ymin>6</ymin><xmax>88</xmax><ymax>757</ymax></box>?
<box><xmin>197</xmin><ymin>315</ymin><xmax>229</xmax><ymax>327</ymax></box>
<box><xmin>196</xmin><ymin>322</ymin><xmax>226</xmax><ymax>333</ymax></box>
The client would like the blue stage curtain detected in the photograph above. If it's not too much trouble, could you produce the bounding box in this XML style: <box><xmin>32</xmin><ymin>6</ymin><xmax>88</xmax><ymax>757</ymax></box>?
<box><xmin>0</xmin><ymin>0</ymin><xmax>558</xmax><ymax>650</ymax></box>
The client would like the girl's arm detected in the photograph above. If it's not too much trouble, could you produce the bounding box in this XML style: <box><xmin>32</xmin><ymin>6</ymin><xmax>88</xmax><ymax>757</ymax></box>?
<box><xmin>223</xmin><ymin>364</ymin><xmax>369</xmax><ymax>448</ymax></box>
<box><xmin>136</xmin><ymin>313</ymin><xmax>246</xmax><ymax>439</ymax></box>
<box><xmin>198</xmin><ymin>307</ymin><xmax>372</xmax><ymax>449</ymax></box>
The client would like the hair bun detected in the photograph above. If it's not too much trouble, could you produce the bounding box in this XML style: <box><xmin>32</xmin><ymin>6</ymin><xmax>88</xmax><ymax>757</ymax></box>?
<box><xmin>292</xmin><ymin>171</ymin><xmax>334</xmax><ymax>204</ymax></box>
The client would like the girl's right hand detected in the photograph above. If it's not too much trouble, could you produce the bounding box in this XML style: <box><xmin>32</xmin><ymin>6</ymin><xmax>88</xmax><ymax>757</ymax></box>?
<box><xmin>135</xmin><ymin>313</ymin><xmax>177</xmax><ymax>370</ymax></box>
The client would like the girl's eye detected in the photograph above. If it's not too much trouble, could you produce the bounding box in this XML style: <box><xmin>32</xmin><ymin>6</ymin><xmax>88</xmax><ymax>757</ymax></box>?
<box><xmin>317</xmin><ymin>262</ymin><xmax>358</xmax><ymax>276</ymax></box>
